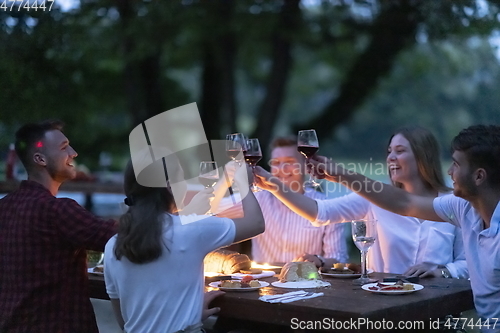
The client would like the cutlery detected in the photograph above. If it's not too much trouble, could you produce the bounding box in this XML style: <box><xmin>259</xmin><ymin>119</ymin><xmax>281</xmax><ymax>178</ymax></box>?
<box><xmin>267</xmin><ymin>292</ymin><xmax>316</xmax><ymax>303</ymax></box>
<box><xmin>263</xmin><ymin>291</ymin><xmax>306</xmax><ymax>300</ymax></box>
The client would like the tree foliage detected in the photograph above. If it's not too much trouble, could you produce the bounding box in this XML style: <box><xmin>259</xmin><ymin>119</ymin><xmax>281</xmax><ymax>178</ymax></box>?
<box><xmin>1</xmin><ymin>0</ymin><xmax>500</xmax><ymax>168</ymax></box>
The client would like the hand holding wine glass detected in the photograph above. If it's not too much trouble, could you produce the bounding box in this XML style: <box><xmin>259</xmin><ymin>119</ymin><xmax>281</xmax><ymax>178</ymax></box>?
<box><xmin>351</xmin><ymin>219</ymin><xmax>378</xmax><ymax>285</ymax></box>
<box><xmin>199</xmin><ymin>161</ymin><xmax>220</xmax><ymax>215</ymax></box>
<box><xmin>244</xmin><ymin>138</ymin><xmax>262</xmax><ymax>192</ymax></box>
<box><xmin>297</xmin><ymin>129</ymin><xmax>320</xmax><ymax>189</ymax></box>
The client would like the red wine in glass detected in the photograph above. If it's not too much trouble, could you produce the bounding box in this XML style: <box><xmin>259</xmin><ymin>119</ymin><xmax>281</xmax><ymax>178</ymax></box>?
<box><xmin>297</xmin><ymin>129</ymin><xmax>321</xmax><ymax>189</ymax></box>
<box><xmin>245</xmin><ymin>138</ymin><xmax>262</xmax><ymax>192</ymax></box>
<box><xmin>226</xmin><ymin>149</ymin><xmax>241</xmax><ymax>161</ymax></box>
<box><xmin>297</xmin><ymin>145</ymin><xmax>319</xmax><ymax>159</ymax></box>
<box><xmin>226</xmin><ymin>133</ymin><xmax>247</xmax><ymax>165</ymax></box>
<box><xmin>198</xmin><ymin>176</ymin><xmax>219</xmax><ymax>188</ymax></box>
<box><xmin>244</xmin><ymin>154</ymin><xmax>262</xmax><ymax>167</ymax></box>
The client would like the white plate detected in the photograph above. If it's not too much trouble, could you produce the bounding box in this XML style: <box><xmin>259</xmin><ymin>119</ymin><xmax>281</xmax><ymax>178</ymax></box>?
<box><xmin>87</xmin><ymin>266</ymin><xmax>104</xmax><ymax>275</ymax></box>
<box><xmin>208</xmin><ymin>281</ymin><xmax>270</xmax><ymax>292</ymax></box>
<box><xmin>361</xmin><ymin>282</ymin><xmax>424</xmax><ymax>295</ymax></box>
<box><xmin>320</xmin><ymin>268</ymin><xmax>374</xmax><ymax>278</ymax></box>
<box><xmin>271</xmin><ymin>280</ymin><xmax>331</xmax><ymax>289</ymax></box>
<box><xmin>231</xmin><ymin>270</ymin><xmax>275</xmax><ymax>279</ymax></box>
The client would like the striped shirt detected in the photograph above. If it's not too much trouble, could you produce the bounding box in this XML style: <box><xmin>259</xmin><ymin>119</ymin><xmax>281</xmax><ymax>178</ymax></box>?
<box><xmin>252</xmin><ymin>189</ymin><xmax>349</xmax><ymax>263</ymax></box>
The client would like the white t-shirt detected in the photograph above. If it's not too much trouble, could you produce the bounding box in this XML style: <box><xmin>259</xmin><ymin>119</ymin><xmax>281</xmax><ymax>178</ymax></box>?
<box><xmin>104</xmin><ymin>214</ymin><xmax>235</xmax><ymax>333</ymax></box>
<box><xmin>315</xmin><ymin>193</ymin><xmax>468</xmax><ymax>278</ymax></box>
<box><xmin>434</xmin><ymin>195</ymin><xmax>500</xmax><ymax>329</ymax></box>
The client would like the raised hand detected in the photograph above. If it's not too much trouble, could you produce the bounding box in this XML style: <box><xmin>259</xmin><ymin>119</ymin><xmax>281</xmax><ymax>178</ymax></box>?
<box><xmin>253</xmin><ymin>166</ymin><xmax>281</xmax><ymax>192</ymax></box>
<box><xmin>180</xmin><ymin>187</ymin><xmax>214</xmax><ymax>215</ymax></box>
<box><xmin>308</xmin><ymin>155</ymin><xmax>346</xmax><ymax>182</ymax></box>
<box><xmin>221</xmin><ymin>160</ymin><xmax>238</xmax><ymax>184</ymax></box>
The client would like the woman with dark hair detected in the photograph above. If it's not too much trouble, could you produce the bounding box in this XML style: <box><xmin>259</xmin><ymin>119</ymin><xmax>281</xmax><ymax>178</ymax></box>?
<box><xmin>255</xmin><ymin>126</ymin><xmax>468</xmax><ymax>279</ymax></box>
<box><xmin>103</xmin><ymin>155</ymin><xmax>264</xmax><ymax>333</ymax></box>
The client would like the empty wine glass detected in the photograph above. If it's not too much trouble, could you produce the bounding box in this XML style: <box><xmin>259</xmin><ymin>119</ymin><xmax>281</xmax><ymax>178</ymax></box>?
<box><xmin>244</xmin><ymin>138</ymin><xmax>262</xmax><ymax>192</ymax></box>
<box><xmin>226</xmin><ymin>133</ymin><xmax>247</xmax><ymax>166</ymax></box>
<box><xmin>87</xmin><ymin>251</ymin><xmax>104</xmax><ymax>268</ymax></box>
<box><xmin>297</xmin><ymin>129</ymin><xmax>320</xmax><ymax>189</ymax></box>
<box><xmin>199</xmin><ymin>161</ymin><xmax>220</xmax><ymax>215</ymax></box>
<box><xmin>351</xmin><ymin>219</ymin><xmax>378</xmax><ymax>285</ymax></box>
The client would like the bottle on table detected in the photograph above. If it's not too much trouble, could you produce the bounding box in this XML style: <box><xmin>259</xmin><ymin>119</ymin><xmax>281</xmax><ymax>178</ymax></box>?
<box><xmin>5</xmin><ymin>143</ymin><xmax>18</xmax><ymax>181</ymax></box>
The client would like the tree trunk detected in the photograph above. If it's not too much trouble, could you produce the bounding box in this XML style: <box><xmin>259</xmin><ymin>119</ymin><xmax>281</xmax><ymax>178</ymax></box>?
<box><xmin>140</xmin><ymin>51</ymin><xmax>164</xmax><ymax>121</ymax></box>
<box><xmin>116</xmin><ymin>0</ymin><xmax>143</xmax><ymax>128</ymax></box>
<box><xmin>252</xmin><ymin>0</ymin><xmax>301</xmax><ymax>152</ymax></box>
<box><xmin>116</xmin><ymin>0</ymin><xmax>165</xmax><ymax>128</ymax></box>
<box><xmin>199</xmin><ymin>0</ymin><xmax>236</xmax><ymax>139</ymax></box>
<box><xmin>200</xmin><ymin>43</ymin><xmax>223</xmax><ymax>141</ymax></box>
<box><xmin>219</xmin><ymin>0</ymin><xmax>237</xmax><ymax>134</ymax></box>
<box><xmin>300</xmin><ymin>0</ymin><xmax>422</xmax><ymax>139</ymax></box>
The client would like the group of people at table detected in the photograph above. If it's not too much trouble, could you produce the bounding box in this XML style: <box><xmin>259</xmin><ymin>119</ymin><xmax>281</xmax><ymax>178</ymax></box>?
<box><xmin>0</xmin><ymin>119</ymin><xmax>499</xmax><ymax>333</ymax></box>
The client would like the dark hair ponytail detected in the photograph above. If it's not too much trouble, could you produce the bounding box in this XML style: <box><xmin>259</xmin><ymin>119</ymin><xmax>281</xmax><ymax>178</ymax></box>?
<box><xmin>114</xmin><ymin>160</ymin><xmax>176</xmax><ymax>264</ymax></box>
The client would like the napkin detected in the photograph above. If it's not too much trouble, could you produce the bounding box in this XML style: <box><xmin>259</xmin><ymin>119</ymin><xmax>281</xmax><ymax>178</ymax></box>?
<box><xmin>259</xmin><ymin>290</ymin><xmax>324</xmax><ymax>303</ymax></box>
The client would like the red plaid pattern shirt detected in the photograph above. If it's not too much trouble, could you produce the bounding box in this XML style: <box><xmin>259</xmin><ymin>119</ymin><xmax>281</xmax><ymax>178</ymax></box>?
<box><xmin>0</xmin><ymin>180</ymin><xmax>117</xmax><ymax>333</ymax></box>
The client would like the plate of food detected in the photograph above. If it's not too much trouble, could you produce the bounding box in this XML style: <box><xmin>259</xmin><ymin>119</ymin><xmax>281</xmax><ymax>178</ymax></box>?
<box><xmin>361</xmin><ymin>281</ymin><xmax>424</xmax><ymax>295</ymax></box>
<box><xmin>87</xmin><ymin>265</ymin><xmax>104</xmax><ymax>276</ymax></box>
<box><xmin>320</xmin><ymin>263</ymin><xmax>373</xmax><ymax>278</ymax></box>
<box><xmin>272</xmin><ymin>261</ymin><xmax>330</xmax><ymax>289</ymax></box>
<box><xmin>208</xmin><ymin>280</ymin><xmax>269</xmax><ymax>292</ymax></box>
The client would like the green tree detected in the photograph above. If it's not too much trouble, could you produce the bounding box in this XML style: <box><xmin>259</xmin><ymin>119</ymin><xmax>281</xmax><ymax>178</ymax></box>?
<box><xmin>2</xmin><ymin>0</ymin><xmax>500</xmax><ymax>168</ymax></box>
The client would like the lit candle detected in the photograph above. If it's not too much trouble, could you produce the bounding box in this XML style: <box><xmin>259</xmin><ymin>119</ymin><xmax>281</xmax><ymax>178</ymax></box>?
<box><xmin>251</xmin><ymin>262</ymin><xmax>281</xmax><ymax>270</ymax></box>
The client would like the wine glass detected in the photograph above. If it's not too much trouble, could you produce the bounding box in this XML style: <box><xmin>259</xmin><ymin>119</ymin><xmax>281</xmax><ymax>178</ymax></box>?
<box><xmin>199</xmin><ymin>161</ymin><xmax>220</xmax><ymax>215</ymax></box>
<box><xmin>226</xmin><ymin>133</ymin><xmax>247</xmax><ymax>166</ymax></box>
<box><xmin>351</xmin><ymin>219</ymin><xmax>378</xmax><ymax>285</ymax></box>
<box><xmin>244</xmin><ymin>138</ymin><xmax>262</xmax><ymax>192</ymax></box>
<box><xmin>87</xmin><ymin>250</ymin><xmax>104</xmax><ymax>268</ymax></box>
<box><xmin>297</xmin><ymin>129</ymin><xmax>320</xmax><ymax>189</ymax></box>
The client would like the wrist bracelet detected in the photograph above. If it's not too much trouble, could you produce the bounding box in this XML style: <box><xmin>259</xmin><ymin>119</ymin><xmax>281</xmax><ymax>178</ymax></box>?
<box><xmin>441</xmin><ymin>269</ymin><xmax>451</xmax><ymax>278</ymax></box>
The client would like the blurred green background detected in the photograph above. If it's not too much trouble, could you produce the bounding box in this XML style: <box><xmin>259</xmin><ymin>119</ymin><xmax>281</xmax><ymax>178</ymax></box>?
<box><xmin>1</xmin><ymin>0</ymin><xmax>500</xmax><ymax>174</ymax></box>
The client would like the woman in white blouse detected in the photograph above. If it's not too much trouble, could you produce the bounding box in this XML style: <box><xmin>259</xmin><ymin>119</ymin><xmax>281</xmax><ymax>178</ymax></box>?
<box><xmin>104</xmin><ymin>156</ymin><xmax>264</xmax><ymax>333</ymax></box>
<box><xmin>255</xmin><ymin>126</ymin><xmax>468</xmax><ymax>279</ymax></box>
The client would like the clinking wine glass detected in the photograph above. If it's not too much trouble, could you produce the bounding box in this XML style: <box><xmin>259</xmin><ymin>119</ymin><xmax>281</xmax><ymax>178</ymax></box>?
<box><xmin>244</xmin><ymin>138</ymin><xmax>262</xmax><ymax>192</ymax></box>
<box><xmin>351</xmin><ymin>219</ymin><xmax>378</xmax><ymax>285</ymax></box>
<box><xmin>199</xmin><ymin>161</ymin><xmax>220</xmax><ymax>215</ymax></box>
<box><xmin>297</xmin><ymin>129</ymin><xmax>320</xmax><ymax>189</ymax></box>
<box><xmin>226</xmin><ymin>133</ymin><xmax>247</xmax><ymax>166</ymax></box>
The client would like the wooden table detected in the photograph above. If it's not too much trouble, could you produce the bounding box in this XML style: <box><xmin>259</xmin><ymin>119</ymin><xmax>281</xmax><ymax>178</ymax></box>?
<box><xmin>88</xmin><ymin>272</ymin><xmax>474</xmax><ymax>332</ymax></box>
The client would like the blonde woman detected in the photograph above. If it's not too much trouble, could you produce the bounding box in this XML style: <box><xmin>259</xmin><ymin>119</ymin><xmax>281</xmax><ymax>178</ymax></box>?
<box><xmin>255</xmin><ymin>126</ymin><xmax>468</xmax><ymax>279</ymax></box>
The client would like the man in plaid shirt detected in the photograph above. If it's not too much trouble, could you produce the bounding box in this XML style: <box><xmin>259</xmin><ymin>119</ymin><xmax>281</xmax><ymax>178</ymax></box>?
<box><xmin>0</xmin><ymin>120</ymin><xmax>117</xmax><ymax>332</ymax></box>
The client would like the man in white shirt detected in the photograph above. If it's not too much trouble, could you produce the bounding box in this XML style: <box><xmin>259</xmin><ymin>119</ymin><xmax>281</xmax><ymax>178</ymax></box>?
<box><xmin>292</xmin><ymin>125</ymin><xmax>499</xmax><ymax>333</ymax></box>
<box><xmin>217</xmin><ymin>136</ymin><xmax>348</xmax><ymax>265</ymax></box>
